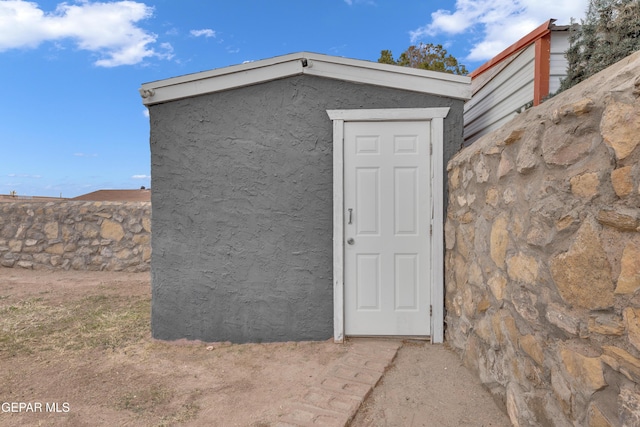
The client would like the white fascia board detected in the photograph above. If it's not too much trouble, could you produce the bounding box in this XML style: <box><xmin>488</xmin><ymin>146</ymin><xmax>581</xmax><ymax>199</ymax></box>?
<box><xmin>140</xmin><ymin>57</ymin><xmax>304</xmax><ymax>105</ymax></box>
<box><xmin>140</xmin><ymin>52</ymin><xmax>471</xmax><ymax>106</ymax></box>
<box><xmin>308</xmin><ymin>52</ymin><xmax>470</xmax><ymax>83</ymax></box>
<box><xmin>306</xmin><ymin>56</ymin><xmax>471</xmax><ymax>100</ymax></box>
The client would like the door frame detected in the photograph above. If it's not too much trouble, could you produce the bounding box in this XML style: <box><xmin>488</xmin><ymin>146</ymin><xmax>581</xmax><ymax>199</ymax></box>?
<box><xmin>327</xmin><ymin>108</ymin><xmax>449</xmax><ymax>344</ymax></box>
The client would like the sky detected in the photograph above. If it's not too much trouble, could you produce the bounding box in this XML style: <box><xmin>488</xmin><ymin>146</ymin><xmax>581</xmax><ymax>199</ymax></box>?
<box><xmin>0</xmin><ymin>0</ymin><xmax>589</xmax><ymax>198</ymax></box>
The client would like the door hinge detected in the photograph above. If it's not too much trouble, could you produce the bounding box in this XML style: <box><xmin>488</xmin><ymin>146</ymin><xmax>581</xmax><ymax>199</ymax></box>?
<box><xmin>430</xmin><ymin>143</ymin><xmax>433</xmax><ymax>155</ymax></box>
<box><xmin>430</xmin><ymin>305</ymin><xmax>433</xmax><ymax>317</ymax></box>
<box><xmin>430</xmin><ymin>224</ymin><xmax>433</xmax><ymax>236</ymax></box>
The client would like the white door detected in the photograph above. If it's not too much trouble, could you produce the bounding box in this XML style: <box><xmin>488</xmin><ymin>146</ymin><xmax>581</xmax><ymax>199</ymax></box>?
<box><xmin>344</xmin><ymin>120</ymin><xmax>431</xmax><ymax>336</ymax></box>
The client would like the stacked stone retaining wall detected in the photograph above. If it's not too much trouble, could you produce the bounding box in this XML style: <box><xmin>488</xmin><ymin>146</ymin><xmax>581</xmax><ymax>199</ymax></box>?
<box><xmin>446</xmin><ymin>51</ymin><xmax>640</xmax><ymax>426</ymax></box>
<box><xmin>0</xmin><ymin>201</ymin><xmax>150</xmax><ymax>272</ymax></box>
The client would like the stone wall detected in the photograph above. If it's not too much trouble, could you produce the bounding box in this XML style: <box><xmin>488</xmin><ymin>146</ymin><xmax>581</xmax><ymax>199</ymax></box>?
<box><xmin>0</xmin><ymin>201</ymin><xmax>151</xmax><ymax>272</ymax></box>
<box><xmin>445</xmin><ymin>51</ymin><xmax>640</xmax><ymax>426</ymax></box>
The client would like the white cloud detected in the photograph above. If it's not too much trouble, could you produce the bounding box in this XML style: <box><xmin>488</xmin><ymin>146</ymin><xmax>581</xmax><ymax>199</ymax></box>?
<box><xmin>73</xmin><ymin>153</ymin><xmax>98</xmax><ymax>157</ymax></box>
<box><xmin>344</xmin><ymin>0</ymin><xmax>376</xmax><ymax>5</ymax></box>
<box><xmin>7</xmin><ymin>173</ymin><xmax>41</xmax><ymax>178</ymax></box>
<box><xmin>0</xmin><ymin>0</ymin><xmax>166</xmax><ymax>67</ymax></box>
<box><xmin>142</xmin><ymin>109</ymin><xmax>149</xmax><ymax>118</ymax></box>
<box><xmin>329</xmin><ymin>44</ymin><xmax>347</xmax><ymax>54</ymax></box>
<box><xmin>190</xmin><ymin>28</ymin><xmax>216</xmax><ymax>38</ymax></box>
<box><xmin>410</xmin><ymin>0</ymin><xmax>589</xmax><ymax>62</ymax></box>
<box><xmin>156</xmin><ymin>42</ymin><xmax>174</xmax><ymax>60</ymax></box>
<box><xmin>132</xmin><ymin>174</ymin><xmax>150</xmax><ymax>179</ymax></box>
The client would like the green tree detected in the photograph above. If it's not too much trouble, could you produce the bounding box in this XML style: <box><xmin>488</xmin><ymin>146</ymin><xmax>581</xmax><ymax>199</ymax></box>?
<box><xmin>560</xmin><ymin>0</ymin><xmax>640</xmax><ymax>92</ymax></box>
<box><xmin>378</xmin><ymin>43</ymin><xmax>468</xmax><ymax>75</ymax></box>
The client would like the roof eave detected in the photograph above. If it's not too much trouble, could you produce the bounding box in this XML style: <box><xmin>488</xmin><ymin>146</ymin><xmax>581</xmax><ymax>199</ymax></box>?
<box><xmin>140</xmin><ymin>52</ymin><xmax>471</xmax><ymax>106</ymax></box>
<box><xmin>469</xmin><ymin>19</ymin><xmax>556</xmax><ymax>79</ymax></box>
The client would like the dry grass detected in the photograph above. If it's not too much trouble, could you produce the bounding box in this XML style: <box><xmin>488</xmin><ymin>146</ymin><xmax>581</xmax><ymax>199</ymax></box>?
<box><xmin>0</xmin><ymin>272</ymin><xmax>352</xmax><ymax>426</ymax></box>
<box><xmin>0</xmin><ymin>286</ymin><xmax>195</xmax><ymax>425</ymax></box>
<box><xmin>0</xmin><ymin>291</ymin><xmax>149</xmax><ymax>357</ymax></box>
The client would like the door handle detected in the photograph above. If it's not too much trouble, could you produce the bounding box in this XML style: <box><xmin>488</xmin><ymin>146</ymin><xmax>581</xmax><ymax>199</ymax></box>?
<box><xmin>347</xmin><ymin>238</ymin><xmax>355</xmax><ymax>245</ymax></box>
<box><xmin>348</xmin><ymin>208</ymin><xmax>353</xmax><ymax>225</ymax></box>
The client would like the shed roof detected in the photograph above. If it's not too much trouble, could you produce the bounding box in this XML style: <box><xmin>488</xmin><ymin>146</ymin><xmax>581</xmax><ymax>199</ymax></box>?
<box><xmin>139</xmin><ymin>52</ymin><xmax>471</xmax><ymax>106</ymax></box>
<box><xmin>469</xmin><ymin>19</ymin><xmax>570</xmax><ymax>80</ymax></box>
<box><xmin>72</xmin><ymin>189</ymin><xmax>151</xmax><ymax>202</ymax></box>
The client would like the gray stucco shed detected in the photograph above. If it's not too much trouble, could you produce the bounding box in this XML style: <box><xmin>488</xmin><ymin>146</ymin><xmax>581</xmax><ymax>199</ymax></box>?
<box><xmin>140</xmin><ymin>52</ymin><xmax>470</xmax><ymax>343</ymax></box>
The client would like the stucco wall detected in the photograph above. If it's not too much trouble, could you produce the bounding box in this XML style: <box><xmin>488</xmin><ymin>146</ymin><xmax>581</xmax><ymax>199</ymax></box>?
<box><xmin>0</xmin><ymin>201</ymin><xmax>151</xmax><ymax>271</ymax></box>
<box><xmin>446</xmin><ymin>52</ymin><xmax>640</xmax><ymax>426</ymax></box>
<box><xmin>149</xmin><ymin>74</ymin><xmax>464</xmax><ymax>343</ymax></box>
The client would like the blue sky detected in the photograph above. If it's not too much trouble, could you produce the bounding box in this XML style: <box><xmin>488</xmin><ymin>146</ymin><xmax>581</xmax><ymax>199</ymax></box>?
<box><xmin>0</xmin><ymin>0</ymin><xmax>588</xmax><ymax>198</ymax></box>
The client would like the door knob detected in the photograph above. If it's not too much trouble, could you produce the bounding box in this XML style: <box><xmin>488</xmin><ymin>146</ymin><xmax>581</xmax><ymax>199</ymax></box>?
<box><xmin>347</xmin><ymin>238</ymin><xmax>355</xmax><ymax>245</ymax></box>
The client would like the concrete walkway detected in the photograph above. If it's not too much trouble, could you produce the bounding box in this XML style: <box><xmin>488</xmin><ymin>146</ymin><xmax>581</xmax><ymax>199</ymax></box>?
<box><xmin>277</xmin><ymin>339</ymin><xmax>511</xmax><ymax>427</ymax></box>
<box><xmin>277</xmin><ymin>339</ymin><xmax>402</xmax><ymax>427</ymax></box>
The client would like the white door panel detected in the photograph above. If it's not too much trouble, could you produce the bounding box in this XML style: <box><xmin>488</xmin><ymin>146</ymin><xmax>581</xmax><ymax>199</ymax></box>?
<box><xmin>344</xmin><ymin>121</ymin><xmax>431</xmax><ymax>336</ymax></box>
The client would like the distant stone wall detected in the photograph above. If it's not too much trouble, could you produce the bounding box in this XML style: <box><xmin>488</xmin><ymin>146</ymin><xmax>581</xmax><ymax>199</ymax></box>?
<box><xmin>445</xmin><ymin>52</ymin><xmax>640</xmax><ymax>426</ymax></box>
<box><xmin>0</xmin><ymin>201</ymin><xmax>150</xmax><ymax>272</ymax></box>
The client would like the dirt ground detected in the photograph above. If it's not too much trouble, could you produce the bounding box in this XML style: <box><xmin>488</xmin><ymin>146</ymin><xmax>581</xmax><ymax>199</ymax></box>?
<box><xmin>0</xmin><ymin>269</ymin><xmax>510</xmax><ymax>426</ymax></box>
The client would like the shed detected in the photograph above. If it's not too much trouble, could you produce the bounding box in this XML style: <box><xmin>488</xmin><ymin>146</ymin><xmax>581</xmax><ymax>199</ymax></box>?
<box><xmin>463</xmin><ymin>19</ymin><xmax>571</xmax><ymax>145</ymax></box>
<box><xmin>140</xmin><ymin>52</ymin><xmax>470</xmax><ymax>344</ymax></box>
<box><xmin>72</xmin><ymin>188</ymin><xmax>151</xmax><ymax>202</ymax></box>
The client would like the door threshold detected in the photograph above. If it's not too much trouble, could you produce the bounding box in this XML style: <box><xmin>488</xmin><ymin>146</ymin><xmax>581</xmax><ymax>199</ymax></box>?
<box><xmin>345</xmin><ymin>335</ymin><xmax>431</xmax><ymax>342</ymax></box>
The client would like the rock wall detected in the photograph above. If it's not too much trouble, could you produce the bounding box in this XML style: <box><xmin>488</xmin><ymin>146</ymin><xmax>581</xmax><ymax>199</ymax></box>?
<box><xmin>0</xmin><ymin>201</ymin><xmax>151</xmax><ymax>272</ymax></box>
<box><xmin>445</xmin><ymin>51</ymin><xmax>640</xmax><ymax>426</ymax></box>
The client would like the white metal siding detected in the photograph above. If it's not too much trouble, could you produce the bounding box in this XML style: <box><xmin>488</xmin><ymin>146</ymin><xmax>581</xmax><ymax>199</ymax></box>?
<box><xmin>464</xmin><ymin>44</ymin><xmax>535</xmax><ymax>144</ymax></box>
<box><xmin>550</xmin><ymin>32</ymin><xmax>570</xmax><ymax>95</ymax></box>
